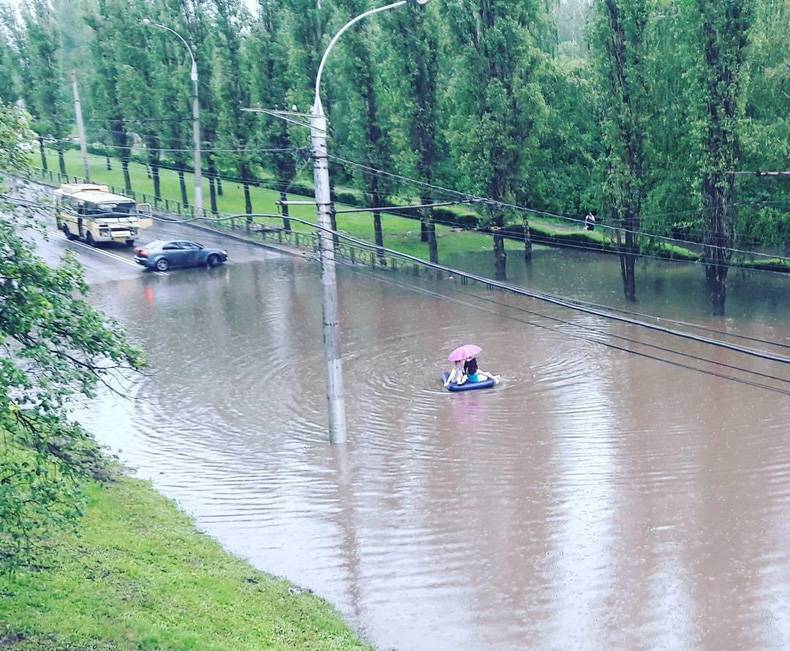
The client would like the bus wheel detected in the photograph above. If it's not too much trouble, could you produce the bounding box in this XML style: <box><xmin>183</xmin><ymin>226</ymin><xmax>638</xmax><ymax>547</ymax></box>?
<box><xmin>86</xmin><ymin>232</ymin><xmax>95</xmax><ymax>246</ymax></box>
<box><xmin>62</xmin><ymin>224</ymin><xmax>75</xmax><ymax>241</ymax></box>
<box><xmin>126</xmin><ymin>239</ymin><xmax>135</xmax><ymax>247</ymax></box>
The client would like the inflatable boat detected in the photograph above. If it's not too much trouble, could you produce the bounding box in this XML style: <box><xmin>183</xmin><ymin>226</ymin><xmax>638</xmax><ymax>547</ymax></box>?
<box><xmin>442</xmin><ymin>372</ymin><xmax>496</xmax><ymax>392</ymax></box>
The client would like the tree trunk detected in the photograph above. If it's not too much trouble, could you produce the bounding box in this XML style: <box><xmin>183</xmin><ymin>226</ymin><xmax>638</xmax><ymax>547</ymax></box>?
<box><xmin>207</xmin><ymin>157</ymin><xmax>219</xmax><ymax>216</ymax></box>
<box><xmin>216</xmin><ymin>174</ymin><xmax>223</xmax><ymax>196</ymax></box>
<box><xmin>38</xmin><ymin>137</ymin><xmax>48</xmax><ymax>171</ymax></box>
<box><xmin>148</xmin><ymin>153</ymin><xmax>161</xmax><ymax>201</ymax></box>
<box><xmin>280</xmin><ymin>191</ymin><xmax>291</xmax><ymax>232</ymax></box>
<box><xmin>208</xmin><ymin>175</ymin><xmax>217</xmax><ymax>215</ymax></box>
<box><xmin>428</xmin><ymin>220</ymin><xmax>438</xmax><ymax>264</ymax></box>
<box><xmin>421</xmin><ymin>194</ymin><xmax>438</xmax><ymax>263</ymax></box>
<box><xmin>491</xmin><ymin>209</ymin><xmax>507</xmax><ymax>280</ymax></box>
<box><xmin>702</xmin><ymin>175</ymin><xmax>732</xmax><ymax>315</ymax></box>
<box><xmin>243</xmin><ymin>182</ymin><xmax>253</xmax><ymax>216</ymax></box>
<box><xmin>330</xmin><ymin>209</ymin><xmax>339</xmax><ymax>249</ymax></box>
<box><xmin>178</xmin><ymin>165</ymin><xmax>189</xmax><ymax>208</ymax></box>
<box><xmin>616</xmin><ymin>225</ymin><xmax>638</xmax><ymax>302</ymax></box>
<box><xmin>151</xmin><ymin>163</ymin><xmax>161</xmax><ymax>201</ymax></box>
<box><xmin>494</xmin><ymin>230</ymin><xmax>507</xmax><ymax>281</ymax></box>
<box><xmin>523</xmin><ymin>215</ymin><xmax>532</xmax><ymax>261</ymax></box>
<box><xmin>57</xmin><ymin>147</ymin><xmax>66</xmax><ymax>177</ymax></box>
<box><xmin>424</xmin><ymin>209</ymin><xmax>438</xmax><ymax>264</ymax></box>
<box><xmin>373</xmin><ymin>209</ymin><xmax>385</xmax><ymax>264</ymax></box>
<box><xmin>121</xmin><ymin>155</ymin><xmax>132</xmax><ymax>195</ymax></box>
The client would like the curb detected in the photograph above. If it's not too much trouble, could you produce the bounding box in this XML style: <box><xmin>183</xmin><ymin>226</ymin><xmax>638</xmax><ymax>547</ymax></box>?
<box><xmin>153</xmin><ymin>213</ymin><xmax>310</xmax><ymax>260</ymax></box>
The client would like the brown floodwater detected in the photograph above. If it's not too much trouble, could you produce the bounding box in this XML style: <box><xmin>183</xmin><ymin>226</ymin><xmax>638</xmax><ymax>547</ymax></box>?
<box><xmin>84</xmin><ymin>245</ymin><xmax>790</xmax><ymax>650</ymax></box>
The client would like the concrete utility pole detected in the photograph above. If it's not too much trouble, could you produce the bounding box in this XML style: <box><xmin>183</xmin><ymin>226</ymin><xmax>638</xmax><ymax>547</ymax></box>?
<box><xmin>70</xmin><ymin>70</ymin><xmax>90</xmax><ymax>181</ymax></box>
<box><xmin>312</xmin><ymin>0</ymin><xmax>430</xmax><ymax>444</ymax></box>
<box><xmin>142</xmin><ymin>19</ymin><xmax>203</xmax><ymax>217</ymax></box>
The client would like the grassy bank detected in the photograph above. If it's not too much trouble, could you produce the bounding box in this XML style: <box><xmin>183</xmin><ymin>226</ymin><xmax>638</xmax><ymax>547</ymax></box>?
<box><xmin>0</xmin><ymin>477</ymin><xmax>369</xmax><ymax>651</ymax></box>
<box><xmin>37</xmin><ymin>148</ymin><xmax>704</xmax><ymax>264</ymax></box>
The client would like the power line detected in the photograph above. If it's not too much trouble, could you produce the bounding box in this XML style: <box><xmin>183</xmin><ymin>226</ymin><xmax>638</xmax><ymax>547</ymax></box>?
<box><xmin>143</xmin><ymin>208</ymin><xmax>790</xmax><ymax>364</ymax></box>
<box><xmin>6</xmin><ymin>184</ymin><xmax>788</xmax><ymax>367</ymax></box>
<box><xmin>336</xmin><ymin>260</ymin><xmax>790</xmax><ymax>397</ymax></box>
<box><xmin>328</xmin><ymin>153</ymin><xmax>790</xmax><ymax>264</ymax></box>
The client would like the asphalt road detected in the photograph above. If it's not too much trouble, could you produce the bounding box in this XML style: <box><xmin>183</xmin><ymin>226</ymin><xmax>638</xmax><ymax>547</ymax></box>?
<box><xmin>9</xmin><ymin>179</ymin><xmax>292</xmax><ymax>284</ymax></box>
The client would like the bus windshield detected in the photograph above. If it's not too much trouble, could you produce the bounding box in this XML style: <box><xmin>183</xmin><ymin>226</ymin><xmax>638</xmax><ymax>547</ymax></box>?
<box><xmin>86</xmin><ymin>202</ymin><xmax>137</xmax><ymax>218</ymax></box>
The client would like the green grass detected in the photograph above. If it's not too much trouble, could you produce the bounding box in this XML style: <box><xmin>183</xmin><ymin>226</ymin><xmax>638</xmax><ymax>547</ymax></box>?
<box><xmin>38</xmin><ymin>148</ymin><xmax>700</xmax><ymax>264</ymax></box>
<box><xmin>0</xmin><ymin>478</ymin><xmax>369</xmax><ymax>651</ymax></box>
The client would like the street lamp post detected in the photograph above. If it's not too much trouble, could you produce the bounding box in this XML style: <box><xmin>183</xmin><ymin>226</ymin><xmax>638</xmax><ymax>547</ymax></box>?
<box><xmin>312</xmin><ymin>0</ymin><xmax>430</xmax><ymax>444</ymax></box>
<box><xmin>142</xmin><ymin>19</ymin><xmax>203</xmax><ymax>217</ymax></box>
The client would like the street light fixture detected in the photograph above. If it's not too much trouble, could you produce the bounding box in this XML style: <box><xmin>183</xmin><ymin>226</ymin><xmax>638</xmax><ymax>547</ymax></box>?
<box><xmin>311</xmin><ymin>0</ymin><xmax>431</xmax><ymax>444</ymax></box>
<box><xmin>141</xmin><ymin>19</ymin><xmax>203</xmax><ymax>218</ymax></box>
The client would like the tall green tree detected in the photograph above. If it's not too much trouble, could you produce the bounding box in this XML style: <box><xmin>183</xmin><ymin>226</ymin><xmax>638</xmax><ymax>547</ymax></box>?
<box><xmin>332</xmin><ymin>0</ymin><xmax>394</xmax><ymax>260</ymax></box>
<box><xmin>0</xmin><ymin>3</ymin><xmax>18</xmax><ymax>104</ymax></box>
<box><xmin>383</xmin><ymin>1</ymin><xmax>443</xmax><ymax>263</ymax></box>
<box><xmin>447</xmin><ymin>0</ymin><xmax>548</xmax><ymax>280</ymax></box>
<box><xmin>85</xmin><ymin>0</ymin><xmax>135</xmax><ymax>194</ymax></box>
<box><xmin>19</xmin><ymin>0</ymin><xmax>71</xmax><ymax>176</ymax></box>
<box><xmin>248</xmin><ymin>0</ymin><xmax>298</xmax><ymax>231</ymax></box>
<box><xmin>695</xmin><ymin>0</ymin><xmax>753</xmax><ymax>314</ymax></box>
<box><xmin>213</xmin><ymin>0</ymin><xmax>256</xmax><ymax>218</ymax></box>
<box><xmin>592</xmin><ymin>0</ymin><xmax>651</xmax><ymax>302</ymax></box>
<box><xmin>733</xmin><ymin>0</ymin><xmax>788</xmax><ymax>252</ymax></box>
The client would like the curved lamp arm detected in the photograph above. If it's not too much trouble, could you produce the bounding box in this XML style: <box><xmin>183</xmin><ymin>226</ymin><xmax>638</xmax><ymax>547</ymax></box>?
<box><xmin>141</xmin><ymin>19</ymin><xmax>197</xmax><ymax>81</ymax></box>
<box><xmin>315</xmin><ymin>0</ymin><xmax>431</xmax><ymax>111</ymax></box>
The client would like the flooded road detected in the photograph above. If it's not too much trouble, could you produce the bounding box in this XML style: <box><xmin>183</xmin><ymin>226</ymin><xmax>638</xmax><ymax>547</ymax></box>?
<box><xmin>83</xmin><ymin>247</ymin><xmax>789</xmax><ymax>650</ymax></box>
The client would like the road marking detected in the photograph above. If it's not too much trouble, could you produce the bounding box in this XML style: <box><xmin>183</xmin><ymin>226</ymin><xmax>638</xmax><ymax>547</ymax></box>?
<box><xmin>49</xmin><ymin>231</ymin><xmax>169</xmax><ymax>275</ymax></box>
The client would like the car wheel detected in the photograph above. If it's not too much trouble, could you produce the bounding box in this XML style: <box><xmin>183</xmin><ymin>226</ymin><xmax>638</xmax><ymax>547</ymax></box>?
<box><xmin>62</xmin><ymin>224</ymin><xmax>75</xmax><ymax>240</ymax></box>
<box><xmin>85</xmin><ymin>231</ymin><xmax>95</xmax><ymax>246</ymax></box>
<box><xmin>207</xmin><ymin>253</ymin><xmax>222</xmax><ymax>267</ymax></box>
<box><xmin>155</xmin><ymin>258</ymin><xmax>170</xmax><ymax>272</ymax></box>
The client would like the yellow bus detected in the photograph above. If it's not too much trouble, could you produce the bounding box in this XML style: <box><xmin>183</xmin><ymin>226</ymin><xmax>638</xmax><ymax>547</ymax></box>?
<box><xmin>54</xmin><ymin>183</ymin><xmax>153</xmax><ymax>247</ymax></box>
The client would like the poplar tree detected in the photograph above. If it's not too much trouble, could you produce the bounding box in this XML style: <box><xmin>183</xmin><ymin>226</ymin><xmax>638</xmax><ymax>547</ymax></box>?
<box><xmin>0</xmin><ymin>4</ymin><xmax>18</xmax><ymax>104</ymax></box>
<box><xmin>332</xmin><ymin>0</ymin><xmax>394</xmax><ymax>260</ymax></box>
<box><xmin>383</xmin><ymin>1</ymin><xmax>443</xmax><ymax>263</ymax></box>
<box><xmin>19</xmin><ymin>0</ymin><xmax>71</xmax><ymax>176</ymax></box>
<box><xmin>447</xmin><ymin>0</ymin><xmax>547</xmax><ymax>280</ymax></box>
<box><xmin>695</xmin><ymin>0</ymin><xmax>753</xmax><ymax>314</ymax></box>
<box><xmin>248</xmin><ymin>0</ymin><xmax>298</xmax><ymax>231</ymax></box>
<box><xmin>592</xmin><ymin>0</ymin><xmax>651</xmax><ymax>302</ymax></box>
<box><xmin>213</xmin><ymin>0</ymin><xmax>256</xmax><ymax>218</ymax></box>
<box><xmin>85</xmin><ymin>0</ymin><xmax>134</xmax><ymax>195</ymax></box>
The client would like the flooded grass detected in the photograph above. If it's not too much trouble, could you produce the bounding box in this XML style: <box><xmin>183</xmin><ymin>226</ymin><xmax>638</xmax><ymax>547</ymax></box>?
<box><xmin>0</xmin><ymin>477</ymin><xmax>370</xmax><ymax>651</ymax></box>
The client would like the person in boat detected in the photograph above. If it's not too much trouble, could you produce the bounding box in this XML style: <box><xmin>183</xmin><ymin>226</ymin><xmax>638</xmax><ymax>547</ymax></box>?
<box><xmin>463</xmin><ymin>356</ymin><xmax>499</xmax><ymax>384</ymax></box>
<box><xmin>444</xmin><ymin>360</ymin><xmax>466</xmax><ymax>387</ymax></box>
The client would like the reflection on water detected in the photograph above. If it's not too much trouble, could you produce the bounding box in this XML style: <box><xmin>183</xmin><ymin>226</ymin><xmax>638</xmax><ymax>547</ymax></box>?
<box><xmin>86</xmin><ymin>251</ymin><xmax>790</xmax><ymax>650</ymax></box>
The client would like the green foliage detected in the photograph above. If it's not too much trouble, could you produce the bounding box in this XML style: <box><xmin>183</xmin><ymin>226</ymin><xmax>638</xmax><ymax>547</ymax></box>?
<box><xmin>0</xmin><ymin>105</ymin><xmax>143</xmax><ymax>572</ymax></box>
<box><xmin>3</xmin><ymin>0</ymin><xmax>786</xmax><ymax>301</ymax></box>
<box><xmin>0</xmin><ymin>105</ymin><xmax>34</xmax><ymax>171</ymax></box>
<box><xmin>0</xmin><ymin>478</ymin><xmax>370</xmax><ymax>649</ymax></box>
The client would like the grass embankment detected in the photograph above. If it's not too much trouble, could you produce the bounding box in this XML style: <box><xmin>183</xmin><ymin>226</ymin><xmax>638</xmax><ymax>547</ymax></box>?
<box><xmin>0</xmin><ymin>478</ymin><xmax>369</xmax><ymax>651</ymax></box>
<box><xmin>40</xmin><ymin>148</ymin><xmax>701</xmax><ymax>263</ymax></box>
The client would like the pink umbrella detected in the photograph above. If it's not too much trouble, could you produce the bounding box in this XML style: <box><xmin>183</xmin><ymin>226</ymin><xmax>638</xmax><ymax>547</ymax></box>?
<box><xmin>448</xmin><ymin>344</ymin><xmax>482</xmax><ymax>362</ymax></box>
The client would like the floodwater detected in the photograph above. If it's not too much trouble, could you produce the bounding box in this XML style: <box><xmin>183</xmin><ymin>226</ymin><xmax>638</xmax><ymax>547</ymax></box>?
<box><xmin>84</xmin><ymin>245</ymin><xmax>790</xmax><ymax>650</ymax></box>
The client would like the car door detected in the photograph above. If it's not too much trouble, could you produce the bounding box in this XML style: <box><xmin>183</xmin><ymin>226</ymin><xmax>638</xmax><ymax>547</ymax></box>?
<box><xmin>177</xmin><ymin>241</ymin><xmax>202</xmax><ymax>267</ymax></box>
<box><xmin>161</xmin><ymin>242</ymin><xmax>187</xmax><ymax>267</ymax></box>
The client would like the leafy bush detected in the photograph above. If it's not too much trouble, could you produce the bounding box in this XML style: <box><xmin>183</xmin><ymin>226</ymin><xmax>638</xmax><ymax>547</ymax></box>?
<box><xmin>1</xmin><ymin>104</ymin><xmax>143</xmax><ymax>571</ymax></box>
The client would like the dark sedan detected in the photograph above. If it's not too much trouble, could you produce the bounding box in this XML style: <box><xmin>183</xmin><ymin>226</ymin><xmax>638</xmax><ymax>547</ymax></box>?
<box><xmin>134</xmin><ymin>240</ymin><xmax>228</xmax><ymax>272</ymax></box>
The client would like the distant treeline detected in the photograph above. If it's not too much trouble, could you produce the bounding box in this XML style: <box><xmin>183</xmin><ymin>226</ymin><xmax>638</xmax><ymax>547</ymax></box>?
<box><xmin>1</xmin><ymin>0</ymin><xmax>786</xmax><ymax>310</ymax></box>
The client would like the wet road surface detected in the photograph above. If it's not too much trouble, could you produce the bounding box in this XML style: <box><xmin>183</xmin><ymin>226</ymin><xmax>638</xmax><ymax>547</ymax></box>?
<box><xmin>68</xmin><ymin>246</ymin><xmax>789</xmax><ymax>650</ymax></box>
<box><xmin>19</xmin><ymin>179</ymin><xmax>790</xmax><ymax>649</ymax></box>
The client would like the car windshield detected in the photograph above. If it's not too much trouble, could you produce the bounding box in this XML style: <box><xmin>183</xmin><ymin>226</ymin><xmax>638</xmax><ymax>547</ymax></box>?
<box><xmin>144</xmin><ymin>240</ymin><xmax>164</xmax><ymax>249</ymax></box>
